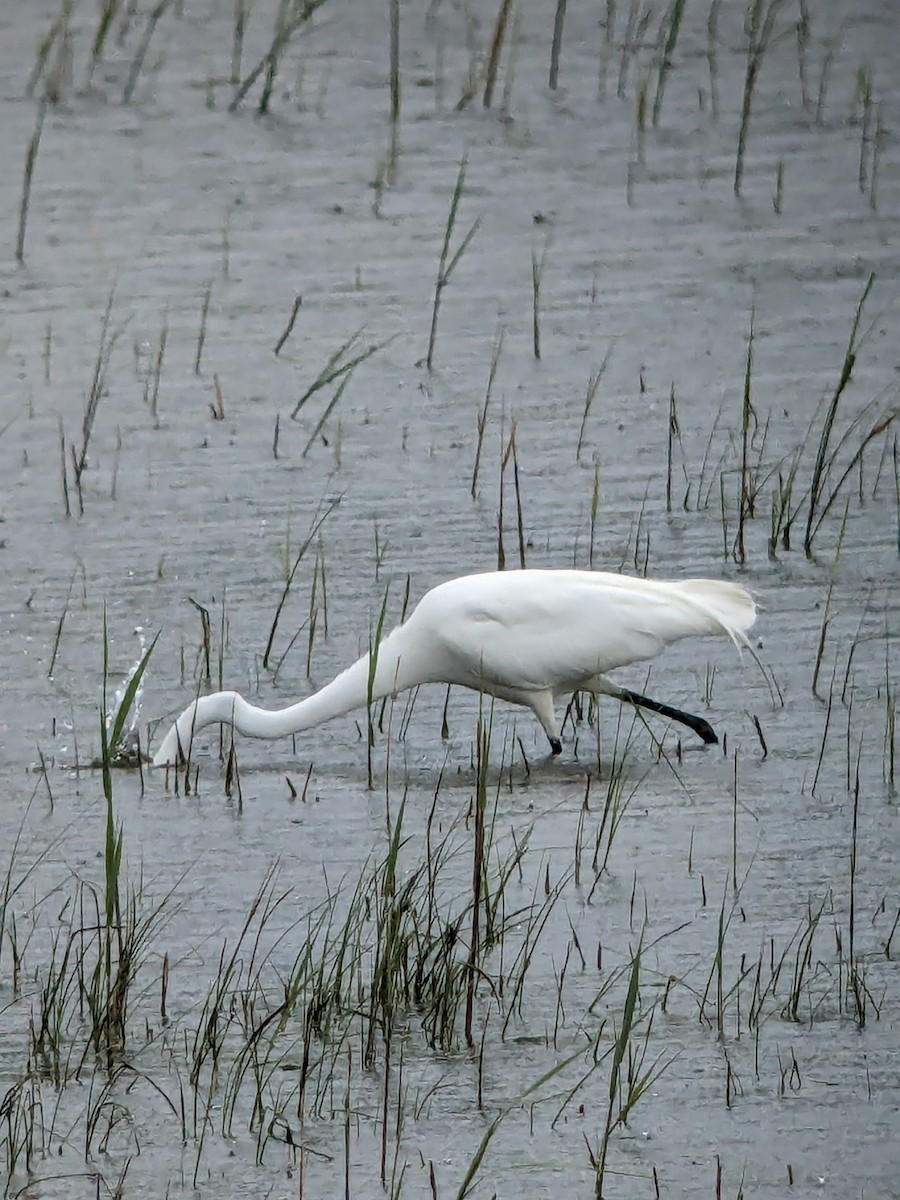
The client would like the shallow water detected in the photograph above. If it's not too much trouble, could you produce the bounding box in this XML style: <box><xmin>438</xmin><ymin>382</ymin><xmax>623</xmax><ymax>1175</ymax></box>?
<box><xmin>1</xmin><ymin>1</ymin><xmax>898</xmax><ymax>1197</ymax></box>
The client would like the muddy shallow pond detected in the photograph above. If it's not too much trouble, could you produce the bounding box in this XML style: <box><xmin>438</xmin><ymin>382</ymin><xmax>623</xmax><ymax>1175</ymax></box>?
<box><xmin>1</xmin><ymin>1</ymin><xmax>898</xmax><ymax>1197</ymax></box>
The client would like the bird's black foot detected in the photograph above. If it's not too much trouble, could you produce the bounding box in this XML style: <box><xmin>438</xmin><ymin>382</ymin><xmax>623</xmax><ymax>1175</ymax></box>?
<box><xmin>549</xmin><ymin>737</ymin><xmax>563</xmax><ymax>755</ymax></box>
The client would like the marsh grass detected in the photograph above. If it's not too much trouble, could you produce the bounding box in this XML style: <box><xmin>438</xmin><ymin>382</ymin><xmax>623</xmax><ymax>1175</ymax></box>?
<box><xmin>273</xmin><ymin>293</ymin><xmax>302</xmax><ymax>357</ymax></box>
<box><xmin>576</xmin><ymin>354</ymin><xmax>610</xmax><ymax>463</ymax></box>
<box><xmin>531</xmin><ymin>239</ymin><xmax>549</xmax><ymax>360</ymax></box>
<box><xmin>15</xmin><ymin>100</ymin><xmax>46</xmax><ymax>266</ymax></box>
<box><xmin>588</xmin><ymin>718</ymin><xmax>647</xmax><ymax>889</ymax></box>
<box><xmin>496</xmin><ymin>424</ymin><xmax>528</xmax><ymax>569</ymax></box>
<box><xmin>263</xmin><ymin>498</ymin><xmax>337</xmax><ymax>669</ymax></box>
<box><xmin>229</xmin><ymin>0</ymin><xmax>330</xmax><ymax>114</ymax></box>
<box><xmin>482</xmin><ymin>0</ymin><xmax>514</xmax><ymax>109</ymax></box>
<box><xmin>811</xmin><ymin>34</ymin><xmax>834</xmax><ymax>125</ymax></box>
<box><xmin>855</xmin><ymin>67</ymin><xmax>875</xmax><ymax>194</ymax></box>
<box><xmin>698</xmin><ymin>281</ymin><xmax>892</xmax><ymax>564</ymax></box>
<box><xmin>735</xmin><ymin>0</ymin><xmax>787</xmax><ymax>197</ymax></box>
<box><xmin>426</xmin><ymin>153</ymin><xmax>481</xmax><ymax>372</ymax></box>
<box><xmin>71</xmin><ymin>289</ymin><xmax>129</xmax><ymax>516</ymax></box>
<box><xmin>795</xmin><ymin>0</ymin><xmax>810</xmax><ymax>111</ymax></box>
<box><xmin>548</xmin><ymin>0</ymin><xmax>568</xmax><ymax>91</ymax></box>
<box><xmin>0</xmin><ymin>804</ymin><xmax>58</xmax><ymax>992</ymax></box>
<box><xmin>366</xmin><ymin>584</ymin><xmax>390</xmax><ymax>790</ymax></box>
<box><xmin>617</xmin><ymin>1</ymin><xmax>654</xmax><ymax>100</ymax></box>
<box><xmin>588</xmin><ymin>462</ymin><xmax>601</xmax><ymax>568</ymax></box>
<box><xmin>87</xmin><ymin>0</ymin><xmax>122</xmax><ymax>87</ymax></box>
<box><xmin>122</xmin><ymin>0</ymin><xmax>174</xmax><ymax>105</ymax></box>
<box><xmin>589</xmin><ymin>937</ymin><xmax>675</xmax><ymax>1198</ymax></box>
<box><xmin>194</xmin><ymin>279</ymin><xmax>213</xmax><ymax>374</ymax></box>
<box><xmin>388</xmin><ymin>0</ymin><xmax>400</xmax><ymax>171</ymax></box>
<box><xmin>187</xmin><ymin>596</ymin><xmax>212</xmax><ymax>687</ymax></box>
<box><xmin>665</xmin><ymin>383</ymin><xmax>689</xmax><ymax>512</ymax></box>
<box><xmin>18</xmin><ymin>621</ymin><xmax>169</xmax><ymax>1100</ymax></box>
<box><xmin>705</xmin><ymin>0</ymin><xmax>722</xmax><ymax>120</ymax></box>
<box><xmin>652</xmin><ymin>0</ymin><xmax>687</xmax><ymax>127</ymax></box>
<box><xmin>773</xmin><ymin>158</ymin><xmax>784</xmax><ymax>213</ymax></box>
<box><xmin>290</xmin><ymin>327</ymin><xmax>386</xmax><ymax>420</ymax></box>
<box><xmin>230</xmin><ymin>0</ymin><xmax>248</xmax><ymax>85</ymax></box>
<box><xmin>47</xmin><ymin>567</ymin><xmax>78</xmax><ymax>679</ymax></box>
<box><xmin>735</xmin><ymin>305</ymin><xmax>758</xmax><ymax>563</ymax></box>
<box><xmin>167</xmin><ymin>765</ymin><xmax>568</xmax><ymax>1182</ymax></box>
<box><xmin>147</xmin><ymin>309</ymin><xmax>168</xmax><ymax>427</ymax></box>
<box><xmin>802</xmin><ymin>273</ymin><xmax>889</xmax><ymax>557</ymax></box>
<box><xmin>27</xmin><ymin>0</ymin><xmax>74</xmax><ymax>100</ymax></box>
<box><xmin>471</xmin><ymin>328</ymin><xmax>504</xmax><ymax>498</ymax></box>
<box><xmin>884</xmin><ymin>655</ymin><xmax>896</xmax><ymax>791</ymax></box>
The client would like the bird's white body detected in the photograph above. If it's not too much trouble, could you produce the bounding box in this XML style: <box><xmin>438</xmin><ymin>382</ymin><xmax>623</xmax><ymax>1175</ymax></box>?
<box><xmin>152</xmin><ymin>569</ymin><xmax>756</xmax><ymax>766</ymax></box>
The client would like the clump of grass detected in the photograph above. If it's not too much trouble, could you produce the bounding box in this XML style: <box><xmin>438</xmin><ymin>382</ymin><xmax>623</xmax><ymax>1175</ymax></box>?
<box><xmin>722</xmin><ymin>279</ymin><xmax>892</xmax><ymax>562</ymax></box>
<box><xmin>80</xmin><ymin>617</ymin><xmax>166</xmax><ymax>1068</ymax></box>
<box><xmin>426</xmin><ymin>152</ymin><xmax>480</xmax><ymax>372</ymax></box>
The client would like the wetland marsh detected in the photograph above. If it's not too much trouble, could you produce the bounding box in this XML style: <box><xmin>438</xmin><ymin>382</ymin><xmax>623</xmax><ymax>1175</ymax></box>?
<box><xmin>0</xmin><ymin>1</ymin><xmax>898</xmax><ymax>1197</ymax></box>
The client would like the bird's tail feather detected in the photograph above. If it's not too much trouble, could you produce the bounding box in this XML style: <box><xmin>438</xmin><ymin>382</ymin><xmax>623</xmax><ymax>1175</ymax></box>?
<box><xmin>670</xmin><ymin>579</ymin><xmax>756</xmax><ymax>651</ymax></box>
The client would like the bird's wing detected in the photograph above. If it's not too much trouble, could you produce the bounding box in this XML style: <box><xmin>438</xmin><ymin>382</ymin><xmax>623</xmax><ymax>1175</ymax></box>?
<box><xmin>431</xmin><ymin>573</ymin><xmax>714</xmax><ymax>694</ymax></box>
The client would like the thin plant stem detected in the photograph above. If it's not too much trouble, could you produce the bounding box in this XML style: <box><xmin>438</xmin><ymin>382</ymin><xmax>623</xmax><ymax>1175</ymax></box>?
<box><xmin>426</xmin><ymin>152</ymin><xmax>480</xmax><ymax>372</ymax></box>
<box><xmin>16</xmin><ymin>100</ymin><xmax>47</xmax><ymax>265</ymax></box>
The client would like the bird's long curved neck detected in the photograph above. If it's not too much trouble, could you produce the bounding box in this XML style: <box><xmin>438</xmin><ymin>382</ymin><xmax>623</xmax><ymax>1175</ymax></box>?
<box><xmin>213</xmin><ymin>624</ymin><xmax>421</xmax><ymax>740</ymax></box>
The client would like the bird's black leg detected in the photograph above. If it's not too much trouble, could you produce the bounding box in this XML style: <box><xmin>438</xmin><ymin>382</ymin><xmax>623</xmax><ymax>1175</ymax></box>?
<box><xmin>617</xmin><ymin>688</ymin><xmax>718</xmax><ymax>745</ymax></box>
<box><xmin>549</xmin><ymin>737</ymin><xmax>563</xmax><ymax>755</ymax></box>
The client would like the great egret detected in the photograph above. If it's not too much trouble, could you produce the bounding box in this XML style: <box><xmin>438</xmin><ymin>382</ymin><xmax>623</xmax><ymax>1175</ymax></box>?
<box><xmin>152</xmin><ymin>569</ymin><xmax>756</xmax><ymax>767</ymax></box>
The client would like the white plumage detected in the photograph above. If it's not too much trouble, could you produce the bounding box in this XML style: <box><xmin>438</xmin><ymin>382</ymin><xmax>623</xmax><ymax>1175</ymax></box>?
<box><xmin>152</xmin><ymin>569</ymin><xmax>756</xmax><ymax>767</ymax></box>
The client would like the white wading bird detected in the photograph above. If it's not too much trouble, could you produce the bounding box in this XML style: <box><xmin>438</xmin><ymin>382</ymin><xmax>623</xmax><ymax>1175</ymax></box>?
<box><xmin>152</xmin><ymin>569</ymin><xmax>756</xmax><ymax>767</ymax></box>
